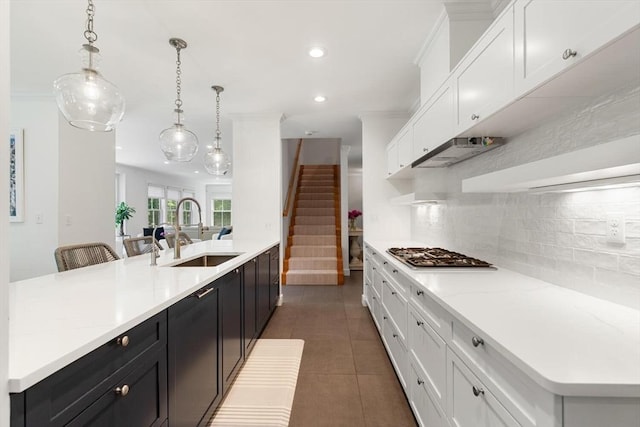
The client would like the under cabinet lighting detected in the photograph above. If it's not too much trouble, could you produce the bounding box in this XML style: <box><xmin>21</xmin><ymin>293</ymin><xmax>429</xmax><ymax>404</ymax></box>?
<box><xmin>529</xmin><ymin>175</ymin><xmax>640</xmax><ymax>193</ymax></box>
<box><xmin>308</xmin><ymin>46</ymin><xmax>327</xmax><ymax>58</ymax></box>
<box><xmin>314</xmin><ymin>95</ymin><xmax>327</xmax><ymax>103</ymax></box>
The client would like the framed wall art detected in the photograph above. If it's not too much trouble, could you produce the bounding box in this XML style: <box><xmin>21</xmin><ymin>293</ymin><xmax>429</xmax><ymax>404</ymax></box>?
<box><xmin>9</xmin><ymin>129</ymin><xmax>24</xmax><ymax>222</ymax></box>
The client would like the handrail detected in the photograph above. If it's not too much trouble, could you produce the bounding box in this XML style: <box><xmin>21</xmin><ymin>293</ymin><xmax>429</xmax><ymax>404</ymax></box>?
<box><xmin>282</xmin><ymin>139</ymin><xmax>303</xmax><ymax>217</ymax></box>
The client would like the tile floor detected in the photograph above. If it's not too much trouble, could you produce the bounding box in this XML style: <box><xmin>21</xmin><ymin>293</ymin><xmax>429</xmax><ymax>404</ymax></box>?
<box><xmin>261</xmin><ymin>271</ymin><xmax>417</xmax><ymax>427</ymax></box>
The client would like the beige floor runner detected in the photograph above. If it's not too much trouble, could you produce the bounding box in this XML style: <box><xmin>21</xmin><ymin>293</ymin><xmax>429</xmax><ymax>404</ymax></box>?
<box><xmin>209</xmin><ymin>339</ymin><xmax>304</xmax><ymax>426</ymax></box>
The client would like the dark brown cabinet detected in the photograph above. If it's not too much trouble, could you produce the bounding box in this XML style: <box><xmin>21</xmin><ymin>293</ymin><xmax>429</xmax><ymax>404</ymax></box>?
<box><xmin>257</xmin><ymin>250</ymin><xmax>271</xmax><ymax>331</ymax></box>
<box><xmin>269</xmin><ymin>247</ymin><xmax>280</xmax><ymax>310</ymax></box>
<box><xmin>168</xmin><ymin>283</ymin><xmax>220</xmax><ymax>427</ymax></box>
<box><xmin>220</xmin><ymin>269</ymin><xmax>243</xmax><ymax>393</ymax></box>
<box><xmin>243</xmin><ymin>258</ymin><xmax>258</xmax><ymax>353</ymax></box>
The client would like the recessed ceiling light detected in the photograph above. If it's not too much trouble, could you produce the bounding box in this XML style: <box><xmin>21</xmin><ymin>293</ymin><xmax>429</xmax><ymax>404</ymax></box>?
<box><xmin>115</xmin><ymin>145</ymin><xmax>123</xmax><ymax>150</ymax></box>
<box><xmin>305</xmin><ymin>130</ymin><xmax>318</xmax><ymax>136</ymax></box>
<box><xmin>314</xmin><ymin>95</ymin><xmax>327</xmax><ymax>103</ymax></box>
<box><xmin>308</xmin><ymin>46</ymin><xmax>326</xmax><ymax>58</ymax></box>
<box><xmin>163</xmin><ymin>161</ymin><xmax>170</xmax><ymax>165</ymax></box>
<box><xmin>194</xmin><ymin>170</ymin><xmax>199</xmax><ymax>174</ymax></box>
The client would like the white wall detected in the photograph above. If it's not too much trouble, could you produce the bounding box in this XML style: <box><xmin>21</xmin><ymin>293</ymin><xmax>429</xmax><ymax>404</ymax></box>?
<box><xmin>348</xmin><ymin>169</ymin><xmax>363</xmax><ymax>229</ymax></box>
<box><xmin>115</xmin><ymin>164</ymin><xmax>207</xmax><ymax>235</ymax></box>
<box><xmin>300</xmin><ymin>138</ymin><xmax>340</xmax><ymax>165</ymax></box>
<box><xmin>361</xmin><ymin>113</ymin><xmax>412</xmax><ymax>242</ymax></box>
<box><xmin>232</xmin><ymin>114</ymin><xmax>282</xmax><ymax>242</ymax></box>
<box><xmin>411</xmin><ymin>83</ymin><xmax>640</xmax><ymax>309</ymax></box>
<box><xmin>9</xmin><ymin>97</ymin><xmax>59</xmax><ymax>281</ymax></box>
<box><xmin>1</xmin><ymin>1</ymin><xmax>10</xmax><ymax>423</ymax></box>
<box><xmin>58</xmin><ymin>116</ymin><xmax>115</xmax><ymax>250</ymax></box>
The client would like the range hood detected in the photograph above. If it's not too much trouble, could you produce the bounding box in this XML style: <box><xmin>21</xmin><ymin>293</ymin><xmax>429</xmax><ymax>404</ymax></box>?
<box><xmin>412</xmin><ymin>137</ymin><xmax>505</xmax><ymax>168</ymax></box>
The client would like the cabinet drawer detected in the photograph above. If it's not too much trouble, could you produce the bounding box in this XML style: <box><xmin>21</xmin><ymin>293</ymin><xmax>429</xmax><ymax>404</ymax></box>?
<box><xmin>382</xmin><ymin>310</ymin><xmax>408</xmax><ymax>390</ymax></box>
<box><xmin>409</xmin><ymin>305</ymin><xmax>446</xmax><ymax>410</ymax></box>
<box><xmin>370</xmin><ymin>292</ymin><xmax>383</xmax><ymax>331</ymax></box>
<box><xmin>451</xmin><ymin>319</ymin><xmax>544</xmax><ymax>427</ymax></box>
<box><xmin>409</xmin><ymin>359</ymin><xmax>447</xmax><ymax>427</ymax></box>
<box><xmin>381</xmin><ymin>278</ymin><xmax>408</xmax><ymax>345</ymax></box>
<box><xmin>447</xmin><ymin>348</ymin><xmax>521</xmax><ymax>427</ymax></box>
<box><xmin>67</xmin><ymin>347</ymin><xmax>167</xmax><ymax>427</ymax></box>
<box><xmin>25</xmin><ymin>311</ymin><xmax>167</xmax><ymax>425</ymax></box>
<box><xmin>372</xmin><ymin>267</ymin><xmax>383</xmax><ymax>298</ymax></box>
<box><xmin>382</xmin><ymin>259</ymin><xmax>408</xmax><ymax>295</ymax></box>
<box><xmin>410</xmin><ymin>284</ymin><xmax>451</xmax><ymax>341</ymax></box>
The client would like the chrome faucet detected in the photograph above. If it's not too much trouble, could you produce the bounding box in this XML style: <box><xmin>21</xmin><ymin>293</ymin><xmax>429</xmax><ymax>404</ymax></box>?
<box><xmin>174</xmin><ymin>197</ymin><xmax>205</xmax><ymax>260</ymax></box>
<box><xmin>150</xmin><ymin>222</ymin><xmax>173</xmax><ymax>266</ymax></box>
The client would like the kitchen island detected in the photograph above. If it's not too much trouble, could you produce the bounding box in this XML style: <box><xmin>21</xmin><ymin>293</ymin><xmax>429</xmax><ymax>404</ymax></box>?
<box><xmin>364</xmin><ymin>240</ymin><xmax>640</xmax><ymax>427</ymax></box>
<box><xmin>8</xmin><ymin>239</ymin><xmax>280</xmax><ymax>426</ymax></box>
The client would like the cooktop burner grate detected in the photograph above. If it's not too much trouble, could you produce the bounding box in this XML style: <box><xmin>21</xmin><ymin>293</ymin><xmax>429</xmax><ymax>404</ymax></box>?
<box><xmin>387</xmin><ymin>247</ymin><xmax>494</xmax><ymax>268</ymax></box>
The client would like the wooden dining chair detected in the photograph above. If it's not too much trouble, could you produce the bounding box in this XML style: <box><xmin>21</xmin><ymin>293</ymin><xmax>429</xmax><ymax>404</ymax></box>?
<box><xmin>54</xmin><ymin>242</ymin><xmax>120</xmax><ymax>272</ymax></box>
<box><xmin>123</xmin><ymin>236</ymin><xmax>163</xmax><ymax>257</ymax></box>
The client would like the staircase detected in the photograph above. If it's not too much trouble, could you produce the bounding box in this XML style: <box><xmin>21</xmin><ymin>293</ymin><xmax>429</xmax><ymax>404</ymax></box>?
<box><xmin>284</xmin><ymin>165</ymin><xmax>344</xmax><ymax>285</ymax></box>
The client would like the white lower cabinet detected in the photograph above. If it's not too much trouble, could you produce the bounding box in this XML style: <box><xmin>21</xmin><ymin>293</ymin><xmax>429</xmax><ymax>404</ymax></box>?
<box><xmin>382</xmin><ymin>307</ymin><xmax>408</xmax><ymax>389</ymax></box>
<box><xmin>447</xmin><ymin>348</ymin><xmax>521</xmax><ymax>427</ymax></box>
<box><xmin>409</xmin><ymin>358</ymin><xmax>449</xmax><ymax>427</ymax></box>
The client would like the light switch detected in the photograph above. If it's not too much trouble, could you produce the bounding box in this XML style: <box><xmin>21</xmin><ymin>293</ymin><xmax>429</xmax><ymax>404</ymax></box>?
<box><xmin>35</xmin><ymin>213</ymin><xmax>43</xmax><ymax>224</ymax></box>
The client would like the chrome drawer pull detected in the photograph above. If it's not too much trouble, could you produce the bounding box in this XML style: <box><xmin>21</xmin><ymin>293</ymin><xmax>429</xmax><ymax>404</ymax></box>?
<box><xmin>372</xmin><ymin>267</ymin><xmax>376</xmax><ymax>270</ymax></box>
<box><xmin>562</xmin><ymin>48</ymin><xmax>577</xmax><ymax>60</ymax></box>
<box><xmin>423</xmin><ymin>148</ymin><xmax>428</xmax><ymax>152</ymax></box>
<box><xmin>416</xmin><ymin>320</ymin><xmax>424</xmax><ymax>326</ymax></box>
<box><xmin>194</xmin><ymin>288</ymin><xmax>214</xmax><ymax>299</ymax></box>
<box><xmin>252</xmin><ymin>258</ymin><xmax>257</xmax><ymax>263</ymax></box>
<box><xmin>382</xmin><ymin>280</ymin><xmax>387</xmax><ymax>284</ymax></box>
<box><xmin>472</xmin><ymin>336</ymin><xmax>484</xmax><ymax>347</ymax></box>
<box><xmin>391</xmin><ymin>291</ymin><xmax>397</xmax><ymax>295</ymax></box>
<box><xmin>383</xmin><ymin>316</ymin><xmax>387</xmax><ymax>320</ymax></box>
<box><xmin>115</xmin><ymin>384</ymin><xmax>130</xmax><ymax>396</ymax></box>
<box><xmin>392</xmin><ymin>269</ymin><xmax>398</xmax><ymax>273</ymax></box>
<box><xmin>416</xmin><ymin>290</ymin><xmax>424</xmax><ymax>296</ymax></box>
<box><xmin>116</xmin><ymin>335</ymin><xmax>130</xmax><ymax>347</ymax></box>
<box><xmin>471</xmin><ymin>114</ymin><xmax>480</xmax><ymax>120</ymax></box>
<box><xmin>235</xmin><ymin>269</ymin><xmax>239</xmax><ymax>274</ymax></box>
<box><xmin>417</xmin><ymin>378</ymin><xmax>424</xmax><ymax>385</ymax></box>
<box><xmin>393</xmin><ymin>333</ymin><xmax>398</xmax><ymax>338</ymax></box>
<box><xmin>383</xmin><ymin>261</ymin><xmax>388</xmax><ymax>265</ymax></box>
<box><xmin>472</xmin><ymin>386</ymin><xmax>484</xmax><ymax>397</ymax></box>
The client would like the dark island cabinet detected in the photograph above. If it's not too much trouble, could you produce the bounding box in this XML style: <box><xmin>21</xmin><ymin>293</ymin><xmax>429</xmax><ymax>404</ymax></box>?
<box><xmin>10</xmin><ymin>244</ymin><xmax>281</xmax><ymax>427</ymax></box>
<box><xmin>243</xmin><ymin>258</ymin><xmax>258</xmax><ymax>353</ymax></box>
<box><xmin>168</xmin><ymin>283</ymin><xmax>220</xmax><ymax>427</ymax></box>
<box><xmin>12</xmin><ymin>311</ymin><xmax>167</xmax><ymax>427</ymax></box>
<box><xmin>220</xmin><ymin>269</ymin><xmax>243</xmax><ymax>393</ymax></box>
<box><xmin>257</xmin><ymin>250</ymin><xmax>271</xmax><ymax>331</ymax></box>
<box><xmin>269</xmin><ymin>245</ymin><xmax>280</xmax><ymax>310</ymax></box>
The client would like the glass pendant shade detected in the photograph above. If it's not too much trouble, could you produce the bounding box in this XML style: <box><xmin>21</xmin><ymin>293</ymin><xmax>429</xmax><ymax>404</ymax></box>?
<box><xmin>53</xmin><ymin>45</ymin><xmax>125</xmax><ymax>132</ymax></box>
<box><xmin>204</xmin><ymin>144</ymin><xmax>231</xmax><ymax>176</ymax></box>
<box><xmin>159</xmin><ymin>112</ymin><xmax>199</xmax><ymax>162</ymax></box>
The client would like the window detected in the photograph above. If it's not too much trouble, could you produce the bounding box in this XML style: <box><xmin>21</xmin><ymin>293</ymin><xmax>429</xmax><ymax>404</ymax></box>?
<box><xmin>211</xmin><ymin>199</ymin><xmax>232</xmax><ymax>227</ymax></box>
<box><xmin>148</xmin><ymin>185</ymin><xmax>165</xmax><ymax>226</ymax></box>
<box><xmin>166</xmin><ymin>188</ymin><xmax>181</xmax><ymax>225</ymax></box>
<box><xmin>182</xmin><ymin>191</ymin><xmax>195</xmax><ymax>225</ymax></box>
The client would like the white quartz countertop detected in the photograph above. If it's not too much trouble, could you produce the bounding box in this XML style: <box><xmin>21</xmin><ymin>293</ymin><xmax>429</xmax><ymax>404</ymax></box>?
<box><xmin>8</xmin><ymin>239</ymin><xmax>278</xmax><ymax>393</ymax></box>
<box><xmin>366</xmin><ymin>240</ymin><xmax>640</xmax><ymax>397</ymax></box>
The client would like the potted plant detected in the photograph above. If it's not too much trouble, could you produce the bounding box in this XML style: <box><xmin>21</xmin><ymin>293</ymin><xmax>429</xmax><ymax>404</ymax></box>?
<box><xmin>115</xmin><ymin>202</ymin><xmax>136</xmax><ymax>236</ymax></box>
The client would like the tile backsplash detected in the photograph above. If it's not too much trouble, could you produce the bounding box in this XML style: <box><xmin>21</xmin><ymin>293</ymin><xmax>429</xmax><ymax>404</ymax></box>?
<box><xmin>411</xmin><ymin>83</ymin><xmax>640</xmax><ymax>309</ymax></box>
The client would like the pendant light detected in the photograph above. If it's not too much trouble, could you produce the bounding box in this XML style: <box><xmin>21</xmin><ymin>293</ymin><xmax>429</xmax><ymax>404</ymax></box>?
<box><xmin>159</xmin><ymin>38</ymin><xmax>199</xmax><ymax>162</ymax></box>
<box><xmin>53</xmin><ymin>0</ymin><xmax>125</xmax><ymax>132</ymax></box>
<box><xmin>204</xmin><ymin>86</ymin><xmax>231</xmax><ymax>176</ymax></box>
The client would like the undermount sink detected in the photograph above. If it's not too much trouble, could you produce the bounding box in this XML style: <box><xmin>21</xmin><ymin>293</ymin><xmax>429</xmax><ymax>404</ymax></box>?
<box><xmin>169</xmin><ymin>254</ymin><xmax>240</xmax><ymax>267</ymax></box>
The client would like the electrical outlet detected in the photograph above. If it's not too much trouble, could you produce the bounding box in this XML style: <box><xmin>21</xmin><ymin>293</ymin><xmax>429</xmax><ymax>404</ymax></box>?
<box><xmin>35</xmin><ymin>213</ymin><xmax>43</xmax><ymax>224</ymax></box>
<box><xmin>606</xmin><ymin>213</ymin><xmax>625</xmax><ymax>244</ymax></box>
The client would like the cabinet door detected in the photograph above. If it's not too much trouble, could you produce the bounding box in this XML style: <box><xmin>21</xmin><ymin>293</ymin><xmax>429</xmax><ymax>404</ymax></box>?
<box><xmin>409</xmin><ymin>360</ymin><xmax>447</xmax><ymax>427</ymax></box>
<box><xmin>413</xmin><ymin>79</ymin><xmax>454</xmax><ymax>160</ymax></box>
<box><xmin>256</xmin><ymin>251</ymin><xmax>271</xmax><ymax>331</ymax></box>
<box><xmin>386</xmin><ymin>141</ymin><xmax>399</xmax><ymax>177</ymax></box>
<box><xmin>454</xmin><ymin>5</ymin><xmax>514</xmax><ymax>133</ymax></box>
<box><xmin>514</xmin><ymin>0</ymin><xmax>640</xmax><ymax>96</ymax></box>
<box><xmin>269</xmin><ymin>247</ymin><xmax>280</xmax><ymax>310</ymax></box>
<box><xmin>397</xmin><ymin>127</ymin><xmax>413</xmax><ymax>169</ymax></box>
<box><xmin>220</xmin><ymin>269</ymin><xmax>243</xmax><ymax>392</ymax></box>
<box><xmin>447</xmin><ymin>349</ymin><xmax>521</xmax><ymax>427</ymax></box>
<box><xmin>244</xmin><ymin>258</ymin><xmax>258</xmax><ymax>352</ymax></box>
<box><xmin>66</xmin><ymin>349</ymin><xmax>167</xmax><ymax>427</ymax></box>
<box><xmin>168</xmin><ymin>285</ymin><xmax>220</xmax><ymax>427</ymax></box>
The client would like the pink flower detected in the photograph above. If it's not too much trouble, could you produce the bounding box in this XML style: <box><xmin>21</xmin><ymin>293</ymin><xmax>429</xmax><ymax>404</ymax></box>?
<box><xmin>348</xmin><ymin>209</ymin><xmax>362</xmax><ymax>220</ymax></box>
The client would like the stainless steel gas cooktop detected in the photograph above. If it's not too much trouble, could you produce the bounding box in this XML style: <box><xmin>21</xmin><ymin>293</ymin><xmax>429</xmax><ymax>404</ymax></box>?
<box><xmin>387</xmin><ymin>247</ymin><xmax>494</xmax><ymax>269</ymax></box>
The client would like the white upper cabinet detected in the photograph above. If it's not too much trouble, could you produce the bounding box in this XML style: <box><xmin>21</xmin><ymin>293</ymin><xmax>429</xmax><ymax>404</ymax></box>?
<box><xmin>413</xmin><ymin>77</ymin><xmax>454</xmax><ymax>160</ymax></box>
<box><xmin>386</xmin><ymin>140</ymin><xmax>399</xmax><ymax>177</ymax></box>
<box><xmin>514</xmin><ymin>0</ymin><xmax>640</xmax><ymax>97</ymax></box>
<box><xmin>453</xmin><ymin>5</ymin><xmax>514</xmax><ymax>134</ymax></box>
<box><xmin>397</xmin><ymin>127</ymin><xmax>413</xmax><ymax>170</ymax></box>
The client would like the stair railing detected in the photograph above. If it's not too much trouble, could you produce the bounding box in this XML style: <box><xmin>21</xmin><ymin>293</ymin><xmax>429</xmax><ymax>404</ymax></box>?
<box><xmin>282</xmin><ymin>138</ymin><xmax>303</xmax><ymax>217</ymax></box>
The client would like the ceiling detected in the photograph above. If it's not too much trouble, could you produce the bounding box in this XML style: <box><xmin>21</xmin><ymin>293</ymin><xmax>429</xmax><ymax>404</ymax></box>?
<box><xmin>10</xmin><ymin>0</ymin><xmax>447</xmax><ymax>182</ymax></box>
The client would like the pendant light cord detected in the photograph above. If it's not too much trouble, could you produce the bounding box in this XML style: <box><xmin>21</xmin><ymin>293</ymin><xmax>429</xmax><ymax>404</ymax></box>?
<box><xmin>83</xmin><ymin>0</ymin><xmax>97</xmax><ymax>44</ymax></box>
<box><xmin>215</xmin><ymin>89</ymin><xmax>221</xmax><ymax>148</ymax></box>
<box><xmin>175</xmin><ymin>47</ymin><xmax>183</xmax><ymax>110</ymax></box>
